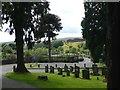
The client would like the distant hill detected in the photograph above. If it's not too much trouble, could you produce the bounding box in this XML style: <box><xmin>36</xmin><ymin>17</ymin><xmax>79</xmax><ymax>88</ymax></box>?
<box><xmin>0</xmin><ymin>41</ymin><xmax>15</xmax><ymax>45</ymax></box>
<box><xmin>54</xmin><ymin>37</ymin><xmax>85</xmax><ymax>42</ymax></box>
<box><xmin>0</xmin><ymin>37</ymin><xmax>85</xmax><ymax>45</ymax></box>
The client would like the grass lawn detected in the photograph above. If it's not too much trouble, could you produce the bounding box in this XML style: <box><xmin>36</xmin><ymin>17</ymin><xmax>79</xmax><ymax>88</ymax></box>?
<box><xmin>25</xmin><ymin>63</ymin><xmax>38</xmax><ymax>68</ymax></box>
<box><xmin>5</xmin><ymin>72</ymin><xmax>107</xmax><ymax>88</ymax></box>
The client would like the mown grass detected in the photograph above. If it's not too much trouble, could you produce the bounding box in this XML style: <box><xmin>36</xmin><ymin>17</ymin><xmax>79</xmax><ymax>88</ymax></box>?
<box><xmin>5</xmin><ymin>72</ymin><xmax>107</xmax><ymax>88</ymax></box>
<box><xmin>25</xmin><ymin>63</ymin><xmax>38</xmax><ymax>68</ymax></box>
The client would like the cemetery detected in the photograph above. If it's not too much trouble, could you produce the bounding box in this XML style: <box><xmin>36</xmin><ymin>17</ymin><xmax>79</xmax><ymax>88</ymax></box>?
<box><xmin>5</xmin><ymin>63</ymin><xmax>107</xmax><ymax>88</ymax></box>
<box><xmin>2</xmin><ymin>1</ymin><xmax>119</xmax><ymax>89</ymax></box>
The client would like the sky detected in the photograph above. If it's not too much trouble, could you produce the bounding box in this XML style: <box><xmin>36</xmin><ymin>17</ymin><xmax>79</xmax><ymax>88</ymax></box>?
<box><xmin>0</xmin><ymin>0</ymin><xmax>85</xmax><ymax>43</ymax></box>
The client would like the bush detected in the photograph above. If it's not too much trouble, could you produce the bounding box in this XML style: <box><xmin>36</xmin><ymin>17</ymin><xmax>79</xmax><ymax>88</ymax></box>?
<box><xmin>37</xmin><ymin>55</ymin><xmax>80</xmax><ymax>63</ymax></box>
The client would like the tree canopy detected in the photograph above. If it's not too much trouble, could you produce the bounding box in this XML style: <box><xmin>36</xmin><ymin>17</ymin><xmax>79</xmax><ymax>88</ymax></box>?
<box><xmin>2</xmin><ymin>1</ymin><xmax>62</xmax><ymax>72</ymax></box>
<box><xmin>81</xmin><ymin>2</ymin><xmax>107</xmax><ymax>63</ymax></box>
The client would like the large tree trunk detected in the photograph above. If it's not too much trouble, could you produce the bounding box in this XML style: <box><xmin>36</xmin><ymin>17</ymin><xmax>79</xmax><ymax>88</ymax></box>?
<box><xmin>13</xmin><ymin>3</ymin><xmax>29</xmax><ymax>73</ymax></box>
<box><xmin>15</xmin><ymin>27</ymin><xmax>29</xmax><ymax>73</ymax></box>
<box><xmin>107</xmin><ymin>2</ymin><xmax>120</xmax><ymax>89</ymax></box>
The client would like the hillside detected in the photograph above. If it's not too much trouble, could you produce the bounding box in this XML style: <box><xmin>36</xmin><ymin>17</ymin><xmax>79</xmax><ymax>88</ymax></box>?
<box><xmin>0</xmin><ymin>41</ymin><xmax>15</xmax><ymax>45</ymax></box>
<box><xmin>0</xmin><ymin>37</ymin><xmax>85</xmax><ymax>45</ymax></box>
<box><xmin>53</xmin><ymin>37</ymin><xmax>85</xmax><ymax>42</ymax></box>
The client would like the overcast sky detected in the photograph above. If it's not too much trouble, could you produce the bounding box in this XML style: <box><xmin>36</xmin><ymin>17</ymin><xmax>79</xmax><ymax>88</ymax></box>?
<box><xmin>0</xmin><ymin>0</ymin><xmax>85</xmax><ymax>43</ymax></box>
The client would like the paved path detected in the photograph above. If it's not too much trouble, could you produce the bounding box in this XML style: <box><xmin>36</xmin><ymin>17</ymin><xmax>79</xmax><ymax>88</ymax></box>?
<box><xmin>0</xmin><ymin>64</ymin><xmax>40</xmax><ymax>89</ymax></box>
<box><xmin>0</xmin><ymin>58</ymin><xmax>93</xmax><ymax>89</ymax></box>
<box><xmin>2</xmin><ymin>77</ymin><xmax>37</xmax><ymax>88</ymax></box>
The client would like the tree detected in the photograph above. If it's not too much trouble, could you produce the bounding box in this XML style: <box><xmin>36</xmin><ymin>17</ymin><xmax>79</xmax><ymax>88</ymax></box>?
<box><xmin>2</xmin><ymin>2</ymin><xmax>50</xmax><ymax>73</ymax></box>
<box><xmin>58</xmin><ymin>46</ymin><xmax>64</xmax><ymax>54</ymax></box>
<box><xmin>82</xmin><ymin>2</ymin><xmax>120</xmax><ymax>89</ymax></box>
<box><xmin>8</xmin><ymin>43</ymin><xmax>16</xmax><ymax>50</ymax></box>
<box><xmin>106</xmin><ymin>2</ymin><xmax>120</xmax><ymax>89</ymax></box>
<box><xmin>81</xmin><ymin>2</ymin><xmax>107</xmax><ymax>63</ymax></box>
<box><xmin>35</xmin><ymin>13</ymin><xmax>63</xmax><ymax>62</ymax></box>
<box><xmin>52</xmin><ymin>40</ymin><xmax>63</xmax><ymax>48</ymax></box>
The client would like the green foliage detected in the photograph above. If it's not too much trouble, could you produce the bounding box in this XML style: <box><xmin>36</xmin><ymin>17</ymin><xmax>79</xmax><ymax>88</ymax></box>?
<box><xmin>52</xmin><ymin>40</ymin><xmax>63</xmax><ymax>48</ymax></box>
<box><xmin>62</xmin><ymin>41</ymin><xmax>90</xmax><ymax>57</ymax></box>
<box><xmin>2</xmin><ymin>2</ymin><xmax>52</xmax><ymax>72</ymax></box>
<box><xmin>1</xmin><ymin>43</ymin><xmax>16</xmax><ymax>60</ymax></box>
<box><xmin>81</xmin><ymin>2</ymin><xmax>107</xmax><ymax>63</ymax></box>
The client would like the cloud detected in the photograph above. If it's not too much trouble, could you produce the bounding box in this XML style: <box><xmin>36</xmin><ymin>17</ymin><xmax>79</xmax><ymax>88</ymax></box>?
<box><xmin>60</xmin><ymin>26</ymin><xmax>81</xmax><ymax>33</ymax></box>
<box><xmin>49</xmin><ymin>0</ymin><xmax>85</xmax><ymax>38</ymax></box>
<box><xmin>0</xmin><ymin>0</ymin><xmax>85</xmax><ymax>42</ymax></box>
<box><xmin>56</xmin><ymin>32</ymin><xmax>82</xmax><ymax>39</ymax></box>
<box><xmin>0</xmin><ymin>32</ymin><xmax>15</xmax><ymax>43</ymax></box>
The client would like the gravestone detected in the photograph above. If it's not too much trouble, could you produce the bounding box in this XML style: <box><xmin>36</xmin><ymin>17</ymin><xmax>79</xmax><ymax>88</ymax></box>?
<box><xmin>57</xmin><ymin>67</ymin><xmax>60</xmax><ymax>72</ymax></box>
<box><xmin>75</xmin><ymin>66</ymin><xmax>80</xmax><ymax>73</ymax></box>
<box><xmin>13</xmin><ymin>65</ymin><xmax>16</xmax><ymax>72</ymax></box>
<box><xmin>38</xmin><ymin>76</ymin><xmax>48</xmax><ymax>80</ymax></box>
<box><xmin>84</xmin><ymin>63</ymin><xmax>86</xmax><ymax>68</ymax></box>
<box><xmin>30</xmin><ymin>64</ymin><xmax>32</xmax><ymax>68</ymax></box>
<box><xmin>102</xmin><ymin>66</ymin><xmax>107</xmax><ymax>76</ymax></box>
<box><xmin>64</xmin><ymin>64</ymin><xmax>68</xmax><ymax>72</ymax></box>
<box><xmin>55</xmin><ymin>64</ymin><xmax>57</xmax><ymax>68</ymax></box>
<box><xmin>86</xmin><ymin>67</ymin><xmax>89</xmax><ymax>71</ymax></box>
<box><xmin>92</xmin><ymin>63</ymin><xmax>99</xmax><ymax>76</ymax></box>
<box><xmin>70</xmin><ymin>66</ymin><xmax>73</xmax><ymax>72</ymax></box>
<box><xmin>50</xmin><ymin>66</ymin><xmax>54</xmax><ymax>73</ymax></box>
<box><xmin>66</xmin><ymin>70</ymin><xmax>70</xmax><ymax>76</ymax></box>
<box><xmin>74</xmin><ymin>68</ymin><xmax>79</xmax><ymax>78</ymax></box>
<box><xmin>74</xmin><ymin>64</ymin><xmax>77</xmax><ymax>69</ymax></box>
<box><xmin>82</xmin><ymin>69</ymin><xmax>90</xmax><ymax>79</ymax></box>
<box><xmin>47</xmin><ymin>64</ymin><xmax>48</xmax><ymax>68</ymax></box>
<box><xmin>38</xmin><ymin>64</ymin><xmax>40</xmax><ymax>68</ymax></box>
<box><xmin>58</xmin><ymin>68</ymin><xmax>63</xmax><ymax>75</ymax></box>
<box><xmin>97</xmin><ymin>77</ymin><xmax>99</xmax><ymax>80</ymax></box>
<box><xmin>45</xmin><ymin>65</ymin><xmax>48</xmax><ymax>73</ymax></box>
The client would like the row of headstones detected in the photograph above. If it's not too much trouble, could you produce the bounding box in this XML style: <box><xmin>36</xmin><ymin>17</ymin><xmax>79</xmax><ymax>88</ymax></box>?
<box><xmin>45</xmin><ymin>64</ymin><xmax>89</xmax><ymax>79</ymax></box>
<box><xmin>44</xmin><ymin>64</ymin><xmax>107</xmax><ymax>79</ymax></box>
<box><xmin>13</xmin><ymin>63</ymin><xmax>107</xmax><ymax>77</ymax></box>
<box><xmin>29</xmin><ymin>63</ymin><xmax>107</xmax><ymax>76</ymax></box>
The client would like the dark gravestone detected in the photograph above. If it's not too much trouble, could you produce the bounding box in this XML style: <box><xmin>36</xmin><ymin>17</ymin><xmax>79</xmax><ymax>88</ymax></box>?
<box><xmin>102</xmin><ymin>66</ymin><xmax>107</xmax><ymax>76</ymax></box>
<box><xmin>38</xmin><ymin>64</ymin><xmax>40</xmax><ymax>68</ymax></box>
<box><xmin>74</xmin><ymin>64</ymin><xmax>76</xmax><ymax>67</ymax></box>
<box><xmin>70</xmin><ymin>66</ymin><xmax>73</xmax><ymax>72</ymax></box>
<box><xmin>97</xmin><ymin>77</ymin><xmax>99</xmax><ymax>80</ymax></box>
<box><xmin>75</xmin><ymin>66</ymin><xmax>80</xmax><ymax>73</ymax></box>
<box><xmin>13</xmin><ymin>65</ymin><xmax>16</xmax><ymax>72</ymax></box>
<box><xmin>82</xmin><ymin>69</ymin><xmax>90</xmax><ymax>79</ymax></box>
<box><xmin>66</xmin><ymin>70</ymin><xmax>70</xmax><ymax>76</ymax></box>
<box><xmin>30</xmin><ymin>64</ymin><xmax>32</xmax><ymax>68</ymax></box>
<box><xmin>50</xmin><ymin>66</ymin><xmax>54</xmax><ymax>73</ymax></box>
<box><xmin>64</xmin><ymin>64</ymin><xmax>68</xmax><ymax>72</ymax></box>
<box><xmin>74</xmin><ymin>64</ymin><xmax>77</xmax><ymax>69</ymax></box>
<box><xmin>57</xmin><ymin>67</ymin><xmax>60</xmax><ymax>72</ymax></box>
<box><xmin>38</xmin><ymin>76</ymin><xmax>48</xmax><ymax>80</ymax></box>
<box><xmin>58</xmin><ymin>68</ymin><xmax>63</xmax><ymax>75</ymax></box>
<box><xmin>55</xmin><ymin>64</ymin><xmax>57</xmax><ymax>68</ymax></box>
<box><xmin>74</xmin><ymin>68</ymin><xmax>79</xmax><ymax>78</ymax></box>
<box><xmin>86</xmin><ymin>67</ymin><xmax>89</xmax><ymax>71</ymax></box>
<box><xmin>84</xmin><ymin>63</ymin><xmax>86</xmax><ymax>68</ymax></box>
<box><xmin>45</xmin><ymin>65</ymin><xmax>48</xmax><ymax>73</ymax></box>
<box><xmin>92</xmin><ymin>63</ymin><xmax>99</xmax><ymax>76</ymax></box>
